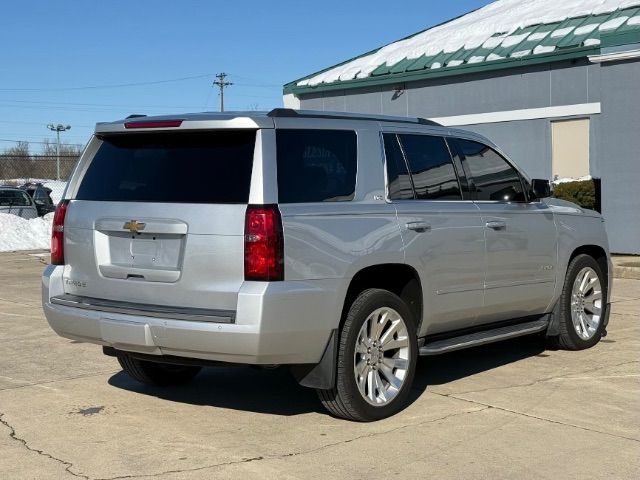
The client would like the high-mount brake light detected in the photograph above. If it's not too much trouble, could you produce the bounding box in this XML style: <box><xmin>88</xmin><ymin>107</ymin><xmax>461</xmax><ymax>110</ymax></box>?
<box><xmin>244</xmin><ymin>205</ymin><xmax>284</xmax><ymax>281</ymax></box>
<box><xmin>51</xmin><ymin>200</ymin><xmax>69</xmax><ymax>265</ymax></box>
<box><xmin>124</xmin><ymin>120</ymin><xmax>183</xmax><ymax>129</ymax></box>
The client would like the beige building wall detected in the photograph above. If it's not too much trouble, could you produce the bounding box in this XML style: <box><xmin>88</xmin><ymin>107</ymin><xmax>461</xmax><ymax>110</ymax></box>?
<box><xmin>551</xmin><ymin>118</ymin><xmax>590</xmax><ymax>179</ymax></box>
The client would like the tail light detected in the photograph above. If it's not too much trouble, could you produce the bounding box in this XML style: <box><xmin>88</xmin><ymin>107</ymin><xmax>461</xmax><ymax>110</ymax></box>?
<box><xmin>51</xmin><ymin>200</ymin><xmax>69</xmax><ymax>265</ymax></box>
<box><xmin>244</xmin><ymin>205</ymin><xmax>284</xmax><ymax>281</ymax></box>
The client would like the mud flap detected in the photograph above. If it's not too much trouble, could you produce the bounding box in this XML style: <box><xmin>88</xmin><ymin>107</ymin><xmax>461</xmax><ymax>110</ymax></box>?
<box><xmin>546</xmin><ymin>299</ymin><xmax>561</xmax><ymax>337</ymax></box>
<box><xmin>601</xmin><ymin>302</ymin><xmax>611</xmax><ymax>337</ymax></box>
<box><xmin>290</xmin><ymin>329</ymin><xmax>338</xmax><ymax>390</ymax></box>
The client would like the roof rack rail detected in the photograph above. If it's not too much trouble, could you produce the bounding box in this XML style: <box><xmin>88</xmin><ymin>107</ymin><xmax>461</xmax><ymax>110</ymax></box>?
<box><xmin>267</xmin><ymin>108</ymin><xmax>441</xmax><ymax>126</ymax></box>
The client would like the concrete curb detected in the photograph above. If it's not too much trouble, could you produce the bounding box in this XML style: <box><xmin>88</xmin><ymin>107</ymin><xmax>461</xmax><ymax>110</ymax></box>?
<box><xmin>614</xmin><ymin>266</ymin><xmax>640</xmax><ymax>280</ymax></box>
<box><xmin>612</xmin><ymin>256</ymin><xmax>640</xmax><ymax>280</ymax></box>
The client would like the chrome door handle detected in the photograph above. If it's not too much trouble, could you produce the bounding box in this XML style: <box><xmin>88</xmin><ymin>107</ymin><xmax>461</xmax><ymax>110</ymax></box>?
<box><xmin>485</xmin><ymin>220</ymin><xmax>506</xmax><ymax>230</ymax></box>
<box><xmin>406</xmin><ymin>222</ymin><xmax>431</xmax><ymax>233</ymax></box>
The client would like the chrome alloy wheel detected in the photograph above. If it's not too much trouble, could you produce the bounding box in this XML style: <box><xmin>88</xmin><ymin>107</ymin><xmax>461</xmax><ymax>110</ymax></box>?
<box><xmin>570</xmin><ymin>266</ymin><xmax>603</xmax><ymax>340</ymax></box>
<box><xmin>353</xmin><ymin>307</ymin><xmax>410</xmax><ymax>406</ymax></box>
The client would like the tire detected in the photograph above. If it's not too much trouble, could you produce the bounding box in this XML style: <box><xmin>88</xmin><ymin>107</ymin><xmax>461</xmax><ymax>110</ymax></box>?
<box><xmin>549</xmin><ymin>254</ymin><xmax>607</xmax><ymax>350</ymax></box>
<box><xmin>316</xmin><ymin>288</ymin><xmax>418</xmax><ymax>421</ymax></box>
<box><xmin>117</xmin><ymin>353</ymin><xmax>201</xmax><ymax>386</ymax></box>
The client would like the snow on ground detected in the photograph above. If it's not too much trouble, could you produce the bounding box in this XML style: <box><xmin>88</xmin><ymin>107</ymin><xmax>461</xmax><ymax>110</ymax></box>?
<box><xmin>552</xmin><ymin>175</ymin><xmax>593</xmax><ymax>185</ymax></box>
<box><xmin>0</xmin><ymin>213</ymin><xmax>53</xmax><ymax>252</ymax></box>
<box><xmin>299</xmin><ymin>0</ymin><xmax>640</xmax><ymax>86</ymax></box>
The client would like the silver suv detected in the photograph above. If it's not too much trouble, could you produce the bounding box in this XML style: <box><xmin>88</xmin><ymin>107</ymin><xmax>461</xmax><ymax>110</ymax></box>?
<box><xmin>42</xmin><ymin>109</ymin><xmax>612</xmax><ymax>421</ymax></box>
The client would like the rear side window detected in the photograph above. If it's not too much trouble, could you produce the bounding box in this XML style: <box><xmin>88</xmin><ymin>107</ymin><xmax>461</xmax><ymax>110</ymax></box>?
<box><xmin>276</xmin><ymin>130</ymin><xmax>357</xmax><ymax>203</ymax></box>
<box><xmin>383</xmin><ymin>133</ymin><xmax>414</xmax><ymax>200</ymax></box>
<box><xmin>76</xmin><ymin>131</ymin><xmax>256</xmax><ymax>203</ymax></box>
<box><xmin>457</xmin><ymin>139</ymin><xmax>525</xmax><ymax>202</ymax></box>
<box><xmin>398</xmin><ymin>134</ymin><xmax>462</xmax><ymax>200</ymax></box>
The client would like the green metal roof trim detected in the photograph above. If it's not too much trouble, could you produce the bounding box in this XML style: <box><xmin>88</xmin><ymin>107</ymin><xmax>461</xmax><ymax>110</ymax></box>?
<box><xmin>284</xmin><ymin>5</ymin><xmax>640</xmax><ymax>96</ymax></box>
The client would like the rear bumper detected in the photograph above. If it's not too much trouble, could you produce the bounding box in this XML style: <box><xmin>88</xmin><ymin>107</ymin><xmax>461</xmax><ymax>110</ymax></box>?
<box><xmin>42</xmin><ymin>265</ymin><xmax>341</xmax><ymax>365</ymax></box>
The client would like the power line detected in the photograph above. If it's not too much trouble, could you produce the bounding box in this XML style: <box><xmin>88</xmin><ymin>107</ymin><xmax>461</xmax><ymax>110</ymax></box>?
<box><xmin>233</xmin><ymin>82</ymin><xmax>281</xmax><ymax>89</ymax></box>
<box><xmin>227</xmin><ymin>74</ymin><xmax>283</xmax><ymax>88</ymax></box>
<box><xmin>0</xmin><ymin>120</ymin><xmax>94</xmax><ymax>127</ymax></box>
<box><xmin>0</xmin><ymin>73</ymin><xmax>214</xmax><ymax>92</ymax></box>
<box><xmin>1</xmin><ymin>136</ymin><xmax>87</xmax><ymax>141</ymax></box>
<box><xmin>0</xmin><ymin>96</ymin><xmax>277</xmax><ymax>109</ymax></box>
<box><xmin>0</xmin><ymin>94</ymin><xmax>278</xmax><ymax>114</ymax></box>
<box><xmin>0</xmin><ymin>155</ymin><xmax>79</xmax><ymax>158</ymax></box>
<box><xmin>0</xmin><ymin>138</ymin><xmax>84</xmax><ymax>146</ymax></box>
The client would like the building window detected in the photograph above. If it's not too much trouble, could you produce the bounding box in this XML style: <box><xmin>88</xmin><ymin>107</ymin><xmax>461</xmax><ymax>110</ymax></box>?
<box><xmin>551</xmin><ymin>118</ymin><xmax>590</xmax><ymax>180</ymax></box>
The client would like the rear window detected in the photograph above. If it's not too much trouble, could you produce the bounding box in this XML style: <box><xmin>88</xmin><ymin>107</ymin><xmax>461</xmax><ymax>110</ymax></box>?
<box><xmin>276</xmin><ymin>129</ymin><xmax>357</xmax><ymax>203</ymax></box>
<box><xmin>76</xmin><ymin>131</ymin><xmax>256</xmax><ymax>203</ymax></box>
<box><xmin>0</xmin><ymin>189</ymin><xmax>32</xmax><ymax>207</ymax></box>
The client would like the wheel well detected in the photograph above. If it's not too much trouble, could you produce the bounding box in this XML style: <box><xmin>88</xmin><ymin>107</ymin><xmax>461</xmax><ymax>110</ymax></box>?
<box><xmin>341</xmin><ymin>264</ymin><xmax>423</xmax><ymax>331</ymax></box>
<box><xmin>570</xmin><ymin>245</ymin><xmax>608</xmax><ymax>288</ymax></box>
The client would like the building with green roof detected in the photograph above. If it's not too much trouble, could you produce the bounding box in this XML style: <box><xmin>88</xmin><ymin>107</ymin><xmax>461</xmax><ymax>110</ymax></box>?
<box><xmin>283</xmin><ymin>0</ymin><xmax>640</xmax><ymax>254</ymax></box>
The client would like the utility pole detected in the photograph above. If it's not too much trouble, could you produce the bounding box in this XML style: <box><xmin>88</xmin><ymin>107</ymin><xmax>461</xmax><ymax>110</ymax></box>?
<box><xmin>47</xmin><ymin>123</ymin><xmax>71</xmax><ymax>180</ymax></box>
<box><xmin>213</xmin><ymin>72</ymin><xmax>232</xmax><ymax>112</ymax></box>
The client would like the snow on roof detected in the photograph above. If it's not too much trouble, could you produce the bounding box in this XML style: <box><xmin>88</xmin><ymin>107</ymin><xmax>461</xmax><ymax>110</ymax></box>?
<box><xmin>297</xmin><ymin>0</ymin><xmax>640</xmax><ymax>88</ymax></box>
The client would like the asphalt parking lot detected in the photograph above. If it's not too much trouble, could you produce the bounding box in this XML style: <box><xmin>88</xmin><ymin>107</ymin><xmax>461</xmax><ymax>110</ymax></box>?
<box><xmin>1</xmin><ymin>251</ymin><xmax>638</xmax><ymax>479</ymax></box>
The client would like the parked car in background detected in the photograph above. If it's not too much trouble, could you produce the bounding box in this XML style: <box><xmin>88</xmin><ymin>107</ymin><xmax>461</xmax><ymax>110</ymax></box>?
<box><xmin>0</xmin><ymin>186</ymin><xmax>38</xmax><ymax>219</ymax></box>
<box><xmin>20</xmin><ymin>182</ymin><xmax>56</xmax><ymax>216</ymax></box>
<box><xmin>42</xmin><ymin>109</ymin><xmax>612</xmax><ymax>421</ymax></box>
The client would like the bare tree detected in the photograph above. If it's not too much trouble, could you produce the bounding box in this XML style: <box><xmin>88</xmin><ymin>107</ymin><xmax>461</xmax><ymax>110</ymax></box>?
<box><xmin>0</xmin><ymin>142</ymin><xmax>33</xmax><ymax>179</ymax></box>
<box><xmin>0</xmin><ymin>140</ymin><xmax>82</xmax><ymax>182</ymax></box>
<box><xmin>41</xmin><ymin>138</ymin><xmax>82</xmax><ymax>157</ymax></box>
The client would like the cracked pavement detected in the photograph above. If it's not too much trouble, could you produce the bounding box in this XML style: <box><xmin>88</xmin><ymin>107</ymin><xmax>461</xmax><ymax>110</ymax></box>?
<box><xmin>0</xmin><ymin>251</ymin><xmax>638</xmax><ymax>479</ymax></box>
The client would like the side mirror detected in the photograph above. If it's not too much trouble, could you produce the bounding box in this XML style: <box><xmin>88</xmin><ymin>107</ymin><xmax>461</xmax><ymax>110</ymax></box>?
<box><xmin>531</xmin><ymin>179</ymin><xmax>551</xmax><ymax>200</ymax></box>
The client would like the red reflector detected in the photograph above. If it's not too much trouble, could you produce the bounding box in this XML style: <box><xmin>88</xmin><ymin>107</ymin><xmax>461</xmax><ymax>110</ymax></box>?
<box><xmin>244</xmin><ymin>205</ymin><xmax>284</xmax><ymax>281</ymax></box>
<box><xmin>124</xmin><ymin>120</ymin><xmax>183</xmax><ymax>129</ymax></box>
<box><xmin>51</xmin><ymin>200</ymin><xmax>69</xmax><ymax>265</ymax></box>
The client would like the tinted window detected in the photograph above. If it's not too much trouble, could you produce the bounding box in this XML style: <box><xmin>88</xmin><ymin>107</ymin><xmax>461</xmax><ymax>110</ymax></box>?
<box><xmin>0</xmin><ymin>189</ymin><xmax>31</xmax><ymax>207</ymax></box>
<box><xmin>457</xmin><ymin>139</ymin><xmax>525</xmax><ymax>202</ymax></box>
<box><xmin>398</xmin><ymin>134</ymin><xmax>462</xmax><ymax>200</ymax></box>
<box><xmin>383</xmin><ymin>133</ymin><xmax>414</xmax><ymax>200</ymax></box>
<box><xmin>277</xmin><ymin>130</ymin><xmax>357</xmax><ymax>203</ymax></box>
<box><xmin>76</xmin><ymin>131</ymin><xmax>256</xmax><ymax>203</ymax></box>
<box><xmin>34</xmin><ymin>189</ymin><xmax>47</xmax><ymax>201</ymax></box>
<box><xmin>34</xmin><ymin>188</ymin><xmax>53</xmax><ymax>204</ymax></box>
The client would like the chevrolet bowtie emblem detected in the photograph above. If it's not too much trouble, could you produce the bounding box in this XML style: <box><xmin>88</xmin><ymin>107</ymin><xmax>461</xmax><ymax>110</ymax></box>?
<box><xmin>123</xmin><ymin>220</ymin><xmax>146</xmax><ymax>233</ymax></box>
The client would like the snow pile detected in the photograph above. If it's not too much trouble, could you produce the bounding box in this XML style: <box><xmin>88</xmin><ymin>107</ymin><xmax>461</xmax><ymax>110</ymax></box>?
<box><xmin>299</xmin><ymin>0</ymin><xmax>640</xmax><ymax>86</ymax></box>
<box><xmin>0</xmin><ymin>213</ymin><xmax>53</xmax><ymax>252</ymax></box>
<box><xmin>42</xmin><ymin>180</ymin><xmax>67</xmax><ymax>204</ymax></box>
<box><xmin>552</xmin><ymin>175</ymin><xmax>593</xmax><ymax>185</ymax></box>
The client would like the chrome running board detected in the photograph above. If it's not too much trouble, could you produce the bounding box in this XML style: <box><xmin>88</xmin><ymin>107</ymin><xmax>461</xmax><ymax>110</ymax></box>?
<box><xmin>419</xmin><ymin>318</ymin><xmax>549</xmax><ymax>356</ymax></box>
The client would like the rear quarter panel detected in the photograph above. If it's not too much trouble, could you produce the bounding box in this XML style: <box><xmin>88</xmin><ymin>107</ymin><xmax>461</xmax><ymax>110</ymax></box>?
<box><xmin>548</xmin><ymin>200</ymin><xmax>612</xmax><ymax>306</ymax></box>
<box><xmin>277</xmin><ymin>125</ymin><xmax>405</xmax><ymax>330</ymax></box>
